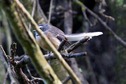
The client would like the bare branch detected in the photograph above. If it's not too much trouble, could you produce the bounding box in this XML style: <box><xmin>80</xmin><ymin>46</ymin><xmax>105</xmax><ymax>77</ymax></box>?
<box><xmin>0</xmin><ymin>45</ymin><xmax>18</xmax><ymax>84</ymax></box>
<box><xmin>48</xmin><ymin>0</ymin><xmax>53</xmax><ymax>24</ymax></box>
<box><xmin>67</xmin><ymin>37</ymin><xmax>90</xmax><ymax>53</ymax></box>
<box><xmin>29</xmin><ymin>0</ymin><xmax>37</xmax><ymax>29</ymax></box>
<box><xmin>74</xmin><ymin>0</ymin><xmax>126</xmax><ymax>48</ymax></box>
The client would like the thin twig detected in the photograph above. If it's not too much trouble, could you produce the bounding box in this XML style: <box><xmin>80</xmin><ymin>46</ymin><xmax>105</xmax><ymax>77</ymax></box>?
<box><xmin>0</xmin><ymin>45</ymin><xmax>18</xmax><ymax>84</ymax></box>
<box><xmin>26</xmin><ymin>65</ymin><xmax>35</xmax><ymax>84</ymax></box>
<box><xmin>29</xmin><ymin>0</ymin><xmax>37</xmax><ymax>29</ymax></box>
<box><xmin>45</xmin><ymin>52</ymin><xmax>87</xmax><ymax>60</ymax></box>
<box><xmin>15</xmin><ymin>52</ymin><xmax>87</xmax><ymax>62</ymax></box>
<box><xmin>82</xmin><ymin>10</ymin><xmax>93</xmax><ymax>26</ymax></box>
<box><xmin>31</xmin><ymin>76</ymin><xmax>46</xmax><ymax>83</ymax></box>
<box><xmin>48</xmin><ymin>0</ymin><xmax>53</xmax><ymax>24</ymax></box>
<box><xmin>67</xmin><ymin>37</ymin><xmax>90</xmax><ymax>53</ymax></box>
<box><xmin>31</xmin><ymin>0</ymin><xmax>36</xmax><ymax>18</ymax></box>
<box><xmin>99</xmin><ymin>12</ymin><xmax>115</xmax><ymax>21</ymax></box>
<box><xmin>0</xmin><ymin>45</ymin><xmax>9</xmax><ymax>61</ymax></box>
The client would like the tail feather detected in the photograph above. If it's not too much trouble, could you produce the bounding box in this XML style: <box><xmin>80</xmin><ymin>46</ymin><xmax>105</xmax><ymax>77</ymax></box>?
<box><xmin>65</xmin><ymin>32</ymin><xmax>103</xmax><ymax>41</ymax></box>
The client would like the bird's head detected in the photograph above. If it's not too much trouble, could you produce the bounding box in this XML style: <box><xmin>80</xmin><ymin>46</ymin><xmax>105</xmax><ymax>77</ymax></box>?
<box><xmin>38</xmin><ymin>24</ymin><xmax>49</xmax><ymax>32</ymax></box>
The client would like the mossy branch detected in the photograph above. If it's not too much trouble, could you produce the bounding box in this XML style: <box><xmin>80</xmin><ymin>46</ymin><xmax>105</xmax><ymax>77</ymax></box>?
<box><xmin>1</xmin><ymin>0</ymin><xmax>62</xmax><ymax>84</ymax></box>
<box><xmin>13</xmin><ymin>0</ymin><xmax>81</xmax><ymax>83</ymax></box>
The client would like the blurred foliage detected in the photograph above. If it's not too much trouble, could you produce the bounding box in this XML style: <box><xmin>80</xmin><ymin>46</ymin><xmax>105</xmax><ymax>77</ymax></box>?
<box><xmin>0</xmin><ymin>55</ymin><xmax>5</xmax><ymax>83</ymax></box>
<box><xmin>0</xmin><ymin>10</ymin><xmax>6</xmax><ymax>83</ymax></box>
<box><xmin>116</xmin><ymin>0</ymin><xmax>124</xmax><ymax>6</ymax></box>
<box><xmin>109</xmin><ymin>0</ymin><xmax>126</xmax><ymax>84</ymax></box>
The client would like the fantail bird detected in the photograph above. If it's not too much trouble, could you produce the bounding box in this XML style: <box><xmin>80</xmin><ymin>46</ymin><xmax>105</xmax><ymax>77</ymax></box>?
<box><xmin>34</xmin><ymin>24</ymin><xmax>103</xmax><ymax>50</ymax></box>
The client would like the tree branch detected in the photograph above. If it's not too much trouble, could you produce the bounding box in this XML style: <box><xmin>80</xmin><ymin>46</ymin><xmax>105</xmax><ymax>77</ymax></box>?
<box><xmin>13</xmin><ymin>0</ymin><xmax>81</xmax><ymax>83</ymax></box>
<box><xmin>0</xmin><ymin>45</ymin><xmax>19</xmax><ymax>84</ymax></box>
<box><xmin>48</xmin><ymin>0</ymin><xmax>53</xmax><ymax>24</ymax></box>
<box><xmin>74</xmin><ymin>0</ymin><xmax>126</xmax><ymax>48</ymax></box>
<box><xmin>1</xmin><ymin>0</ymin><xmax>62</xmax><ymax>83</ymax></box>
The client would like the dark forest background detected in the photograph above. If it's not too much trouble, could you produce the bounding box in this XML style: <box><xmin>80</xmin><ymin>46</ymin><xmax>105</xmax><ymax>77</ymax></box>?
<box><xmin>0</xmin><ymin>0</ymin><xmax>126</xmax><ymax>84</ymax></box>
